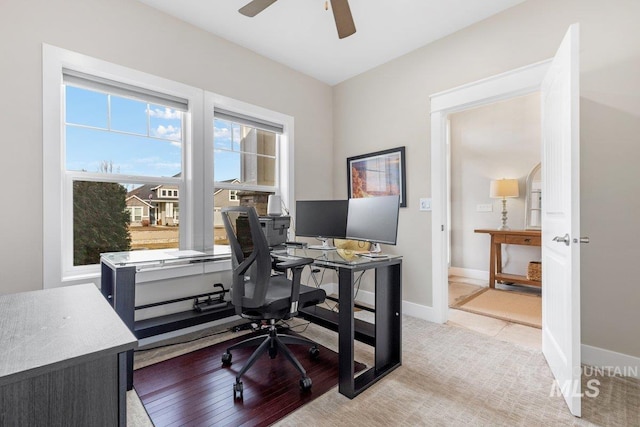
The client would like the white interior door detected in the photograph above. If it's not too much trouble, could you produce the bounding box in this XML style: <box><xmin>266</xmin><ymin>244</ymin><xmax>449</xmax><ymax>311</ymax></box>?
<box><xmin>541</xmin><ymin>23</ymin><xmax>581</xmax><ymax>417</ymax></box>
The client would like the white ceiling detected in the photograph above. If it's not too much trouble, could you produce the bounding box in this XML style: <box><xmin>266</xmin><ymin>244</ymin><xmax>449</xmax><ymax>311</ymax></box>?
<box><xmin>137</xmin><ymin>0</ymin><xmax>525</xmax><ymax>86</ymax></box>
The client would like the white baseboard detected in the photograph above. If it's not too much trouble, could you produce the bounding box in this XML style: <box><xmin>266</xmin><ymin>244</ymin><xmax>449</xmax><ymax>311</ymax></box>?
<box><xmin>448</xmin><ymin>267</ymin><xmax>488</xmax><ymax>281</ymax></box>
<box><xmin>403</xmin><ymin>300</ymin><xmax>439</xmax><ymax>322</ymax></box>
<box><xmin>581</xmin><ymin>344</ymin><xmax>640</xmax><ymax>379</ymax></box>
<box><xmin>345</xmin><ymin>288</ymin><xmax>439</xmax><ymax>323</ymax></box>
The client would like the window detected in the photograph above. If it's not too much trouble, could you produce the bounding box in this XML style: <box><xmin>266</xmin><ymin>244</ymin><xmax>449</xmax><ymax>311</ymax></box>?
<box><xmin>160</xmin><ymin>188</ymin><xmax>178</xmax><ymax>198</ymax></box>
<box><xmin>212</xmin><ymin>107</ymin><xmax>285</xmax><ymax>244</ymax></box>
<box><xmin>63</xmin><ymin>76</ymin><xmax>186</xmax><ymax>266</ymax></box>
<box><xmin>43</xmin><ymin>46</ymin><xmax>292</xmax><ymax>287</ymax></box>
<box><xmin>128</xmin><ymin>206</ymin><xmax>144</xmax><ymax>222</ymax></box>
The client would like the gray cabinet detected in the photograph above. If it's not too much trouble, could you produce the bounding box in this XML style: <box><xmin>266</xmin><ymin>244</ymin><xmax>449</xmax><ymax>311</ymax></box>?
<box><xmin>0</xmin><ymin>284</ymin><xmax>137</xmax><ymax>426</ymax></box>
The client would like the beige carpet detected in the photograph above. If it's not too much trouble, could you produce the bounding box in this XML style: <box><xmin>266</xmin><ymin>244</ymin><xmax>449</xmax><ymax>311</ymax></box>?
<box><xmin>453</xmin><ymin>288</ymin><xmax>542</xmax><ymax>329</ymax></box>
<box><xmin>128</xmin><ymin>316</ymin><xmax>640</xmax><ymax>426</ymax></box>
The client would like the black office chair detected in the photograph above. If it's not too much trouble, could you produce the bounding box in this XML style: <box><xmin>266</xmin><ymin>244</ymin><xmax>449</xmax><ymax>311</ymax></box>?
<box><xmin>220</xmin><ymin>206</ymin><xmax>326</xmax><ymax>399</ymax></box>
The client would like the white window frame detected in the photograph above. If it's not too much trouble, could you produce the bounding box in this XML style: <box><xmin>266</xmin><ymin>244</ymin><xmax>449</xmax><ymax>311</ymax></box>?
<box><xmin>43</xmin><ymin>45</ymin><xmax>204</xmax><ymax>287</ymax></box>
<box><xmin>43</xmin><ymin>45</ymin><xmax>293</xmax><ymax>288</ymax></box>
<box><xmin>129</xmin><ymin>206</ymin><xmax>144</xmax><ymax>222</ymax></box>
<box><xmin>228</xmin><ymin>190</ymin><xmax>238</xmax><ymax>202</ymax></box>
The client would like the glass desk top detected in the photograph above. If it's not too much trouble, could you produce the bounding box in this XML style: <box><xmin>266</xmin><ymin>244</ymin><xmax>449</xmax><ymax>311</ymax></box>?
<box><xmin>101</xmin><ymin>247</ymin><xmax>231</xmax><ymax>268</ymax></box>
<box><xmin>271</xmin><ymin>247</ymin><xmax>401</xmax><ymax>269</ymax></box>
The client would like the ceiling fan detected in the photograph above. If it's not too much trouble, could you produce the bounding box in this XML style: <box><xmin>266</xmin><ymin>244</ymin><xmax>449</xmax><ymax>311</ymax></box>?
<box><xmin>239</xmin><ymin>0</ymin><xmax>356</xmax><ymax>39</ymax></box>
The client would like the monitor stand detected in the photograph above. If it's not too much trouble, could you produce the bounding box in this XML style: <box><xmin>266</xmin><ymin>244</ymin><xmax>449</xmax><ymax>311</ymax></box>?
<box><xmin>357</xmin><ymin>242</ymin><xmax>388</xmax><ymax>259</ymax></box>
<box><xmin>308</xmin><ymin>237</ymin><xmax>336</xmax><ymax>250</ymax></box>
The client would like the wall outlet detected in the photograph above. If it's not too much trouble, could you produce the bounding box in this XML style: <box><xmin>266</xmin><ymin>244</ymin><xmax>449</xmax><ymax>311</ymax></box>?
<box><xmin>419</xmin><ymin>198</ymin><xmax>432</xmax><ymax>211</ymax></box>
<box><xmin>476</xmin><ymin>204</ymin><xmax>493</xmax><ymax>212</ymax></box>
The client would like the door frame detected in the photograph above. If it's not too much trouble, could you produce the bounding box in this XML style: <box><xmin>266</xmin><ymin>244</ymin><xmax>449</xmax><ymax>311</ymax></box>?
<box><xmin>430</xmin><ymin>59</ymin><xmax>551</xmax><ymax>323</ymax></box>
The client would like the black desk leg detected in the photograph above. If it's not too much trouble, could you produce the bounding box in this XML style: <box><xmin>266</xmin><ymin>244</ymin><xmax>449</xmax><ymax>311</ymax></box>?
<box><xmin>102</xmin><ymin>263</ymin><xmax>137</xmax><ymax>391</ymax></box>
<box><xmin>337</xmin><ymin>260</ymin><xmax>402</xmax><ymax>399</ymax></box>
<box><xmin>375</xmin><ymin>264</ymin><xmax>402</xmax><ymax>369</ymax></box>
<box><xmin>338</xmin><ymin>267</ymin><xmax>355</xmax><ymax>397</ymax></box>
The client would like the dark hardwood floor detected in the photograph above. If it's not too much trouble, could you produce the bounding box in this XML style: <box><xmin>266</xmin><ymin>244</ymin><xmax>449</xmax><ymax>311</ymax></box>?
<box><xmin>134</xmin><ymin>330</ymin><xmax>365</xmax><ymax>427</ymax></box>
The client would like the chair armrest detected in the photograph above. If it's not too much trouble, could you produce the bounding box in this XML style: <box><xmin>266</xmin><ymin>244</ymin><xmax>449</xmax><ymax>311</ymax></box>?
<box><xmin>274</xmin><ymin>257</ymin><xmax>313</xmax><ymax>270</ymax></box>
<box><xmin>272</xmin><ymin>257</ymin><xmax>313</xmax><ymax>318</ymax></box>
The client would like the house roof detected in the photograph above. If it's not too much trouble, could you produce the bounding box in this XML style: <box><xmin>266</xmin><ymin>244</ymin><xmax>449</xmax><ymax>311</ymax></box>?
<box><xmin>127</xmin><ymin>183</ymin><xmax>161</xmax><ymax>202</ymax></box>
<box><xmin>125</xmin><ymin>195</ymin><xmax>154</xmax><ymax>208</ymax></box>
<box><xmin>213</xmin><ymin>179</ymin><xmax>240</xmax><ymax>196</ymax></box>
<box><xmin>127</xmin><ymin>178</ymin><xmax>240</xmax><ymax>200</ymax></box>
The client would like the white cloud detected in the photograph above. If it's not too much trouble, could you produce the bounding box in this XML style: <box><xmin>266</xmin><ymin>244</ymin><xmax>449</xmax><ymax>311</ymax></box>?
<box><xmin>153</xmin><ymin>124</ymin><xmax>182</xmax><ymax>141</ymax></box>
<box><xmin>148</xmin><ymin>107</ymin><xmax>181</xmax><ymax>119</ymax></box>
<box><xmin>214</xmin><ymin>126</ymin><xmax>230</xmax><ymax>139</ymax></box>
<box><xmin>131</xmin><ymin>157</ymin><xmax>180</xmax><ymax>174</ymax></box>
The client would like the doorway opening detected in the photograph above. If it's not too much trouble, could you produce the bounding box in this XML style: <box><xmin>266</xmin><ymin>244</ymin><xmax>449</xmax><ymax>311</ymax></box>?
<box><xmin>446</xmin><ymin>93</ymin><xmax>542</xmax><ymax>349</ymax></box>
<box><xmin>429</xmin><ymin>58</ymin><xmax>551</xmax><ymax>326</ymax></box>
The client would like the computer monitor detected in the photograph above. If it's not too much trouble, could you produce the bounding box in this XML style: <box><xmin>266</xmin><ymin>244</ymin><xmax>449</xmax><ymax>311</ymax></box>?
<box><xmin>295</xmin><ymin>200</ymin><xmax>349</xmax><ymax>250</ymax></box>
<box><xmin>346</xmin><ymin>195</ymin><xmax>400</xmax><ymax>254</ymax></box>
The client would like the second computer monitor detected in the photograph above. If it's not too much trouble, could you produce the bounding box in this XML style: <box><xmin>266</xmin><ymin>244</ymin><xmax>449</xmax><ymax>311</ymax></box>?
<box><xmin>346</xmin><ymin>194</ymin><xmax>400</xmax><ymax>252</ymax></box>
<box><xmin>295</xmin><ymin>200</ymin><xmax>349</xmax><ymax>249</ymax></box>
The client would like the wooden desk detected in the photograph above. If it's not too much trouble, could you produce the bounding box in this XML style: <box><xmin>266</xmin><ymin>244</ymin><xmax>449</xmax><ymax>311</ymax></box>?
<box><xmin>474</xmin><ymin>229</ymin><xmax>541</xmax><ymax>288</ymax></box>
<box><xmin>0</xmin><ymin>284</ymin><xmax>137</xmax><ymax>426</ymax></box>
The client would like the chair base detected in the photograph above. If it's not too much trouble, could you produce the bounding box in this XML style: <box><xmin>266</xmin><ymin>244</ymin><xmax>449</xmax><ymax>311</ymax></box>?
<box><xmin>222</xmin><ymin>323</ymin><xmax>320</xmax><ymax>399</ymax></box>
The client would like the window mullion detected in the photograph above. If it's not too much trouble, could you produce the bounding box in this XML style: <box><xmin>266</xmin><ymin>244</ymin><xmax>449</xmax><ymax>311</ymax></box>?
<box><xmin>107</xmin><ymin>94</ymin><xmax>112</xmax><ymax>130</ymax></box>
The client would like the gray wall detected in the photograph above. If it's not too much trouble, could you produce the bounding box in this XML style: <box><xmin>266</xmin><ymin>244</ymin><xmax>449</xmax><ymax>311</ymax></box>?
<box><xmin>333</xmin><ymin>0</ymin><xmax>640</xmax><ymax>358</ymax></box>
<box><xmin>450</xmin><ymin>93</ymin><xmax>541</xmax><ymax>276</ymax></box>
<box><xmin>0</xmin><ymin>0</ymin><xmax>333</xmax><ymax>295</ymax></box>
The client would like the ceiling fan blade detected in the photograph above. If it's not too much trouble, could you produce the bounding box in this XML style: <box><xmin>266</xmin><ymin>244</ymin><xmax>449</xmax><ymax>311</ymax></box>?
<box><xmin>330</xmin><ymin>0</ymin><xmax>356</xmax><ymax>39</ymax></box>
<box><xmin>239</xmin><ymin>0</ymin><xmax>278</xmax><ymax>17</ymax></box>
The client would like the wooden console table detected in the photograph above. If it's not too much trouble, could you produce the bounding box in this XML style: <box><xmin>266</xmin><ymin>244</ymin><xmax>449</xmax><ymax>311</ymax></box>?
<box><xmin>474</xmin><ymin>229</ymin><xmax>542</xmax><ymax>288</ymax></box>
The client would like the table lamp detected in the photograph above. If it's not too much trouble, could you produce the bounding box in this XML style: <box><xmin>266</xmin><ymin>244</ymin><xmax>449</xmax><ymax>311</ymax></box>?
<box><xmin>490</xmin><ymin>178</ymin><xmax>519</xmax><ymax>230</ymax></box>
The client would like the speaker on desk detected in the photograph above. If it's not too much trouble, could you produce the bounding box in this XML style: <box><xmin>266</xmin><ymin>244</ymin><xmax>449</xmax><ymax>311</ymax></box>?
<box><xmin>267</xmin><ymin>195</ymin><xmax>282</xmax><ymax>216</ymax></box>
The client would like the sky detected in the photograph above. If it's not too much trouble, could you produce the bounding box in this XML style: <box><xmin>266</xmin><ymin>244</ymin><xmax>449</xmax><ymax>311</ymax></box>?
<box><xmin>65</xmin><ymin>85</ymin><xmax>241</xmax><ymax>185</ymax></box>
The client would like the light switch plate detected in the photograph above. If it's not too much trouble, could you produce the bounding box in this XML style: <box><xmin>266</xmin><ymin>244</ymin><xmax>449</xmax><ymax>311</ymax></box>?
<box><xmin>419</xmin><ymin>198</ymin><xmax>432</xmax><ymax>211</ymax></box>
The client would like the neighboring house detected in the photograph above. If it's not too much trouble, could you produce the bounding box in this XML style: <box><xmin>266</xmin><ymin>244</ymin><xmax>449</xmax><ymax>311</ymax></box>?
<box><xmin>126</xmin><ymin>178</ymin><xmax>241</xmax><ymax>227</ymax></box>
<box><xmin>125</xmin><ymin>195</ymin><xmax>154</xmax><ymax>226</ymax></box>
<box><xmin>213</xmin><ymin>180</ymin><xmax>241</xmax><ymax>239</ymax></box>
<box><xmin>126</xmin><ymin>183</ymin><xmax>180</xmax><ymax>226</ymax></box>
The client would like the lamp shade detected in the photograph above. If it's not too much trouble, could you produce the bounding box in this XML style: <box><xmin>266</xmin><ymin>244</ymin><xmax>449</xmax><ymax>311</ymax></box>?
<box><xmin>490</xmin><ymin>179</ymin><xmax>519</xmax><ymax>198</ymax></box>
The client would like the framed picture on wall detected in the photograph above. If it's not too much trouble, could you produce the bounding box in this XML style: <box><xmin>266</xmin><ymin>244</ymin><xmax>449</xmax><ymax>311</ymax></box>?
<box><xmin>347</xmin><ymin>146</ymin><xmax>406</xmax><ymax>207</ymax></box>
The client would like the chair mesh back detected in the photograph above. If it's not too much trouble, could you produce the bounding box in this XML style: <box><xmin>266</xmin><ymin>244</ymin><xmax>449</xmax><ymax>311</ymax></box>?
<box><xmin>221</xmin><ymin>206</ymin><xmax>272</xmax><ymax>309</ymax></box>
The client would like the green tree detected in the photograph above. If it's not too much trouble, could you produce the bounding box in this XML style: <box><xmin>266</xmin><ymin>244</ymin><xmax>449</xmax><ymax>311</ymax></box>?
<box><xmin>73</xmin><ymin>177</ymin><xmax>131</xmax><ymax>266</ymax></box>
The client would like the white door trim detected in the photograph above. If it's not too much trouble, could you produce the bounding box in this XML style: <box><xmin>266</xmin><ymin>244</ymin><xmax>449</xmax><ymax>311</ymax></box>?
<box><xmin>429</xmin><ymin>59</ymin><xmax>551</xmax><ymax>323</ymax></box>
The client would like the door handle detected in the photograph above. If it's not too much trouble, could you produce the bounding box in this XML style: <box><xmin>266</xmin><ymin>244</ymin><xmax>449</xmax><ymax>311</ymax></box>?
<box><xmin>573</xmin><ymin>237</ymin><xmax>590</xmax><ymax>244</ymax></box>
<box><xmin>552</xmin><ymin>234</ymin><xmax>570</xmax><ymax>246</ymax></box>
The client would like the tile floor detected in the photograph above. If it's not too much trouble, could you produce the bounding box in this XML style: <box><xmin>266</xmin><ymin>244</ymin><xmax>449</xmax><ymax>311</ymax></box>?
<box><xmin>447</xmin><ymin>275</ymin><xmax>541</xmax><ymax>351</ymax></box>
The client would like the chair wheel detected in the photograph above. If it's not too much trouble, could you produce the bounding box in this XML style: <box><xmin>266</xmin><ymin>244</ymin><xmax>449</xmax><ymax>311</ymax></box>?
<box><xmin>233</xmin><ymin>381</ymin><xmax>243</xmax><ymax>399</ymax></box>
<box><xmin>299</xmin><ymin>377</ymin><xmax>312</xmax><ymax>391</ymax></box>
<box><xmin>221</xmin><ymin>352</ymin><xmax>232</xmax><ymax>365</ymax></box>
<box><xmin>309</xmin><ymin>346</ymin><xmax>320</xmax><ymax>359</ymax></box>
<box><xmin>269</xmin><ymin>347</ymin><xmax>278</xmax><ymax>359</ymax></box>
